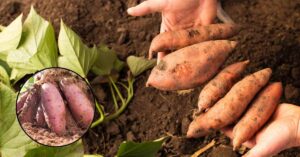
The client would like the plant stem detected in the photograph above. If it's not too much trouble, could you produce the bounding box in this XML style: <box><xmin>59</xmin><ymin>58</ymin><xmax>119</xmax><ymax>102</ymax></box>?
<box><xmin>91</xmin><ymin>77</ymin><xmax>135</xmax><ymax>127</ymax></box>
<box><xmin>109</xmin><ymin>82</ymin><xmax>119</xmax><ymax>111</ymax></box>
<box><xmin>109</xmin><ymin>76</ymin><xmax>125</xmax><ymax>104</ymax></box>
<box><xmin>91</xmin><ymin>101</ymin><xmax>105</xmax><ymax>128</ymax></box>
<box><xmin>104</xmin><ymin>77</ymin><xmax>134</xmax><ymax>122</ymax></box>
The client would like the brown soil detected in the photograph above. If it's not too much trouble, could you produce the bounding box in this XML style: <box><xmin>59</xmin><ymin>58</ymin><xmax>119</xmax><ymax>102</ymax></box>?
<box><xmin>22</xmin><ymin>122</ymin><xmax>83</xmax><ymax>147</ymax></box>
<box><xmin>1</xmin><ymin>0</ymin><xmax>300</xmax><ymax>156</ymax></box>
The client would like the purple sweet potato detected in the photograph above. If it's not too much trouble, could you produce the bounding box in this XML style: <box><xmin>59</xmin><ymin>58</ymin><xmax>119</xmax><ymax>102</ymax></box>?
<box><xmin>17</xmin><ymin>91</ymin><xmax>29</xmax><ymax>114</ymax></box>
<box><xmin>198</xmin><ymin>60</ymin><xmax>250</xmax><ymax>112</ymax></box>
<box><xmin>232</xmin><ymin>82</ymin><xmax>283</xmax><ymax>150</ymax></box>
<box><xmin>149</xmin><ymin>24</ymin><xmax>241</xmax><ymax>59</ymax></box>
<box><xmin>146</xmin><ymin>40</ymin><xmax>237</xmax><ymax>91</ymax></box>
<box><xmin>19</xmin><ymin>87</ymin><xmax>40</xmax><ymax>123</ymax></box>
<box><xmin>41</xmin><ymin>83</ymin><xmax>66</xmax><ymax>136</ymax></box>
<box><xmin>187</xmin><ymin>68</ymin><xmax>272</xmax><ymax>138</ymax></box>
<box><xmin>59</xmin><ymin>78</ymin><xmax>94</xmax><ymax>129</ymax></box>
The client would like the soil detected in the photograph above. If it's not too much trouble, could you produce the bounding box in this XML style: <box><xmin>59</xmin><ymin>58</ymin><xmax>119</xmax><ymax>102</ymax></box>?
<box><xmin>1</xmin><ymin>0</ymin><xmax>300</xmax><ymax>156</ymax></box>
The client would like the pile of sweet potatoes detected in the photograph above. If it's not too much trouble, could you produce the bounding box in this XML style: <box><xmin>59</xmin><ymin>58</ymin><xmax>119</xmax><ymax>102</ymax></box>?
<box><xmin>17</xmin><ymin>69</ymin><xmax>95</xmax><ymax>136</ymax></box>
<box><xmin>146</xmin><ymin>24</ymin><xmax>284</xmax><ymax>150</ymax></box>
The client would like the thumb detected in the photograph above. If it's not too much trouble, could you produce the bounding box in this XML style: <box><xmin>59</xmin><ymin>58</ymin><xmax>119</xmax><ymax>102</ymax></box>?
<box><xmin>127</xmin><ymin>0</ymin><xmax>166</xmax><ymax>16</ymax></box>
<box><xmin>243</xmin><ymin>144</ymin><xmax>270</xmax><ymax>157</ymax></box>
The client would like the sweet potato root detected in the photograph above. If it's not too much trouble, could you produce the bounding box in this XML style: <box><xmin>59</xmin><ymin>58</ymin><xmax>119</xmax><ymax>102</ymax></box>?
<box><xmin>59</xmin><ymin>78</ymin><xmax>94</xmax><ymax>129</ymax></box>
<box><xmin>149</xmin><ymin>24</ymin><xmax>241</xmax><ymax>59</ymax></box>
<box><xmin>198</xmin><ymin>60</ymin><xmax>250</xmax><ymax>112</ymax></box>
<box><xmin>146</xmin><ymin>40</ymin><xmax>237</xmax><ymax>91</ymax></box>
<box><xmin>41</xmin><ymin>83</ymin><xmax>67</xmax><ymax>136</ymax></box>
<box><xmin>17</xmin><ymin>91</ymin><xmax>29</xmax><ymax>114</ymax></box>
<box><xmin>187</xmin><ymin>68</ymin><xmax>272</xmax><ymax>138</ymax></box>
<box><xmin>232</xmin><ymin>82</ymin><xmax>282</xmax><ymax>150</ymax></box>
<box><xmin>19</xmin><ymin>87</ymin><xmax>40</xmax><ymax>123</ymax></box>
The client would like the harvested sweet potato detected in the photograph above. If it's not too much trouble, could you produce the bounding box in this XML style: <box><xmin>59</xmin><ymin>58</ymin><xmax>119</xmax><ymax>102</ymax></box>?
<box><xmin>198</xmin><ymin>60</ymin><xmax>250</xmax><ymax>112</ymax></box>
<box><xmin>41</xmin><ymin>83</ymin><xmax>67</xmax><ymax>136</ymax></box>
<box><xmin>17</xmin><ymin>91</ymin><xmax>29</xmax><ymax>114</ymax></box>
<box><xmin>146</xmin><ymin>40</ymin><xmax>237</xmax><ymax>91</ymax></box>
<box><xmin>149</xmin><ymin>24</ymin><xmax>241</xmax><ymax>59</ymax></box>
<box><xmin>232</xmin><ymin>82</ymin><xmax>282</xmax><ymax>150</ymax></box>
<box><xmin>187</xmin><ymin>68</ymin><xmax>272</xmax><ymax>138</ymax></box>
<box><xmin>19</xmin><ymin>87</ymin><xmax>40</xmax><ymax>123</ymax></box>
<box><xmin>59</xmin><ymin>78</ymin><xmax>94</xmax><ymax>129</ymax></box>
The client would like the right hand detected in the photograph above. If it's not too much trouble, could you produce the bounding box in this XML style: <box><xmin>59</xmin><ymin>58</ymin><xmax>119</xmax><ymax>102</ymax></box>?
<box><xmin>127</xmin><ymin>0</ymin><xmax>217</xmax><ymax>61</ymax></box>
<box><xmin>222</xmin><ymin>103</ymin><xmax>300</xmax><ymax>157</ymax></box>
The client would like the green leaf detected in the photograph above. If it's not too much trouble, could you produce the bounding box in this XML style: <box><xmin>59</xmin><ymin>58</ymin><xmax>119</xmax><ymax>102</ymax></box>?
<box><xmin>0</xmin><ymin>83</ymin><xmax>39</xmax><ymax>157</ymax></box>
<box><xmin>0</xmin><ymin>65</ymin><xmax>10</xmax><ymax>87</ymax></box>
<box><xmin>92</xmin><ymin>44</ymin><xmax>124</xmax><ymax>76</ymax></box>
<box><xmin>24</xmin><ymin>140</ymin><xmax>84</xmax><ymax>157</ymax></box>
<box><xmin>7</xmin><ymin>7</ymin><xmax>58</xmax><ymax>72</ymax></box>
<box><xmin>116</xmin><ymin>137</ymin><xmax>168</xmax><ymax>157</ymax></box>
<box><xmin>0</xmin><ymin>14</ymin><xmax>23</xmax><ymax>61</ymax></box>
<box><xmin>10</xmin><ymin>68</ymin><xmax>33</xmax><ymax>84</ymax></box>
<box><xmin>58</xmin><ymin>21</ymin><xmax>98</xmax><ymax>77</ymax></box>
<box><xmin>126</xmin><ymin>56</ymin><xmax>156</xmax><ymax>77</ymax></box>
<box><xmin>84</xmin><ymin>155</ymin><xmax>104</xmax><ymax>157</ymax></box>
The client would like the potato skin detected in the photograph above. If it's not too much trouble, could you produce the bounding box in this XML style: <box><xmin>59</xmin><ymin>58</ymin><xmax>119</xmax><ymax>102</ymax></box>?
<box><xmin>187</xmin><ymin>68</ymin><xmax>272</xmax><ymax>138</ymax></box>
<box><xmin>198</xmin><ymin>60</ymin><xmax>249</xmax><ymax>112</ymax></box>
<box><xmin>17</xmin><ymin>91</ymin><xmax>29</xmax><ymax>114</ymax></box>
<box><xmin>149</xmin><ymin>24</ymin><xmax>241</xmax><ymax>58</ymax></box>
<box><xmin>232</xmin><ymin>82</ymin><xmax>282</xmax><ymax>150</ymax></box>
<box><xmin>59</xmin><ymin>79</ymin><xmax>94</xmax><ymax>129</ymax></box>
<box><xmin>19</xmin><ymin>86</ymin><xmax>40</xmax><ymax>123</ymax></box>
<box><xmin>41</xmin><ymin>83</ymin><xmax>67</xmax><ymax>136</ymax></box>
<box><xmin>146</xmin><ymin>40</ymin><xmax>237</xmax><ymax>91</ymax></box>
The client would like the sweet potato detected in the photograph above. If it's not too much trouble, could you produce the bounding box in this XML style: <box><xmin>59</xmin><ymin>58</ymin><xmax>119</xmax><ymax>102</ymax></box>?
<box><xmin>17</xmin><ymin>91</ymin><xmax>29</xmax><ymax>114</ymax></box>
<box><xmin>146</xmin><ymin>40</ymin><xmax>237</xmax><ymax>91</ymax></box>
<box><xmin>198</xmin><ymin>60</ymin><xmax>249</xmax><ymax>112</ymax></box>
<box><xmin>35</xmin><ymin>105</ymin><xmax>47</xmax><ymax>127</ymax></box>
<box><xmin>187</xmin><ymin>68</ymin><xmax>272</xmax><ymax>138</ymax></box>
<box><xmin>19</xmin><ymin>87</ymin><xmax>40</xmax><ymax>123</ymax></box>
<box><xmin>149</xmin><ymin>24</ymin><xmax>241</xmax><ymax>59</ymax></box>
<box><xmin>232</xmin><ymin>82</ymin><xmax>282</xmax><ymax>150</ymax></box>
<box><xmin>41</xmin><ymin>83</ymin><xmax>66</xmax><ymax>136</ymax></box>
<box><xmin>59</xmin><ymin>78</ymin><xmax>94</xmax><ymax>129</ymax></box>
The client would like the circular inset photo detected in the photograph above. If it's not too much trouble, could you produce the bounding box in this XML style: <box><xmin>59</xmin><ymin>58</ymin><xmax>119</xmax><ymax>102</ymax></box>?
<box><xmin>16</xmin><ymin>68</ymin><xmax>95</xmax><ymax>146</ymax></box>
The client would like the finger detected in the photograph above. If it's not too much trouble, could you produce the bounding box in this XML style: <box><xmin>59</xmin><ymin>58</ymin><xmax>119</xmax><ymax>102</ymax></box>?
<box><xmin>221</xmin><ymin>127</ymin><xmax>233</xmax><ymax>138</ymax></box>
<box><xmin>198</xmin><ymin>0</ymin><xmax>217</xmax><ymax>25</ymax></box>
<box><xmin>157</xmin><ymin>52</ymin><xmax>166</xmax><ymax>64</ymax></box>
<box><xmin>221</xmin><ymin>127</ymin><xmax>256</xmax><ymax>148</ymax></box>
<box><xmin>127</xmin><ymin>0</ymin><xmax>166</xmax><ymax>16</ymax></box>
<box><xmin>156</xmin><ymin>23</ymin><xmax>167</xmax><ymax>63</ymax></box>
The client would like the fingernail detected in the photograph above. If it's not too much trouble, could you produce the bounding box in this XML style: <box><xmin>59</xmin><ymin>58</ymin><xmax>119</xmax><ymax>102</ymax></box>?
<box><xmin>127</xmin><ymin>8</ymin><xmax>133</xmax><ymax>14</ymax></box>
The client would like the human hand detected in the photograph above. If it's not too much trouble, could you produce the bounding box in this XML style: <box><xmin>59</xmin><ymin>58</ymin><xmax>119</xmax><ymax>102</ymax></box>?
<box><xmin>127</xmin><ymin>0</ymin><xmax>217</xmax><ymax>60</ymax></box>
<box><xmin>222</xmin><ymin>103</ymin><xmax>300</xmax><ymax>157</ymax></box>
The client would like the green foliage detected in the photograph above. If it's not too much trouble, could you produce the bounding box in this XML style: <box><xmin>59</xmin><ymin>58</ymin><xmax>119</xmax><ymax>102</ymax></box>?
<box><xmin>116</xmin><ymin>137</ymin><xmax>168</xmax><ymax>157</ymax></box>
<box><xmin>92</xmin><ymin>44</ymin><xmax>125</xmax><ymax>76</ymax></box>
<box><xmin>6</xmin><ymin>7</ymin><xmax>58</xmax><ymax>83</ymax></box>
<box><xmin>0</xmin><ymin>83</ymin><xmax>38</xmax><ymax>157</ymax></box>
<box><xmin>24</xmin><ymin>141</ymin><xmax>84</xmax><ymax>157</ymax></box>
<box><xmin>58</xmin><ymin>21</ymin><xmax>98</xmax><ymax>77</ymax></box>
<box><xmin>0</xmin><ymin>65</ymin><xmax>10</xmax><ymax>87</ymax></box>
<box><xmin>0</xmin><ymin>14</ymin><xmax>23</xmax><ymax>61</ymax></box>
<box><xmin>127</xmin><ymin>56</ymin><xmax>156</xmax><ymax>77</ymax></box>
